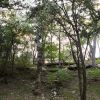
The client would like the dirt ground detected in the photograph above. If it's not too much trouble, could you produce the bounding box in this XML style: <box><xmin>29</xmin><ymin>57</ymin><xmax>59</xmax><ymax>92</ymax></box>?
<box><xmin>0</xmin><ymin>68</ymin><xmax>100</xmax><ymax>100</ymax></box>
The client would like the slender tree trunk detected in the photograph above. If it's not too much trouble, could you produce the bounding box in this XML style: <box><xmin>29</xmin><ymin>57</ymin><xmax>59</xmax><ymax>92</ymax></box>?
<box><xmin>72</xmin><ymin>1</ymin><xmax>87</xmax><ymax>97</ymax></box>
<box><xmin>89</xmin><ymin>35</ymin><xmax>96</xmax><ymax>67</ymax></box>
<box><xmin>76</xmin><ymin>32</ymin><xmax>87</xmax><ymax>100</ymax></box>
<box><xmin>58</xmin><ymin>31</ymin><xmax>61</xmax><ymax>68</ymax></box>
<box><xmin>50</xmin><ymin>33</ymin><xmax>53</xmax><ymax>63</ymax></box>
<box><xmin>29</xmin><ymin>36</ymin><xmax>36</xmax><ymax>66</ymax></box>
<box><xmin>3</xmin><ymin>49</ymin><xmax>11</xmax><ymax>84</ymax></box>
<box><xmin>32</xmin><ymin>50</ymin><xmax>36</xmax><ymax>65</ymax></box>
<box><xmin>97</xmin><ymin>39</ymin><xmax>100</xmax><ymax>58</ymax></box>
<box><xmin>11</xmin><ymin>35</ymin><xmax>15</xmax><ymax>74</ymax></box>
<box><xmin>11</xmin><ymin>48</ymin><xmax>15</xmax><ymax>74</ymax></box>
<box><xmin>35</xmin><ymin>30</ymin><xmax>44</xmax><ymax>94</ymax></box>
<box><xmin>69</xmin><ymin>38</ymin><xmax>83</xmax><ymax>99</ymax></box>
<box><xmin>92</xmin><ymin>35</ymin><xmax>96</xmax><ymax>67</ymax></box>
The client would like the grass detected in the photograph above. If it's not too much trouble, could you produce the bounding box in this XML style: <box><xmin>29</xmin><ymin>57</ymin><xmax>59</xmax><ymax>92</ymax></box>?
<box><xmin>88</xmin><ymin>68</ymin><xmax>100</xmax><ymax>78</ymax></box>
<box><xmin>88</xmin><ymin>83</ymin><xmax>100</xmax><ymax>95</ymax></box>
<box><xmin>96</xmin><ymin>58</ymin><xmax>100</xmax><ymax>64</ymax></box>
<box><xmin>87</xmin><ymin>68</ymin><xmax>100</xmax><ymax>100</ymax></box>
<box><xmin>87</xmin><ymin>82</ymin><xmax>100</xmax><ymax>100</ymax></box>
<box><xmin>62</xmin><ymin>91</ymin><xmax>77</xmax><ymax>100</ymax></box>
<box><xmin>0</xmin><ymin>67</ymin><xmax>100</xmax><ymax>100</ymax></box>
<box><xmin>46</xmin><ymin>69</ymin><xmax>73</xmax><ymax>86</ymax></box>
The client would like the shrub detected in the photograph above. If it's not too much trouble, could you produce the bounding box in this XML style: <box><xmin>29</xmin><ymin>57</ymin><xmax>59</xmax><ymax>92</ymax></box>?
<box><xmin>57</xmin><ymin>69</ymin><xmax>73</xmax><ymax>81</ymax></box>
<box><xmin>47</xmin><ymin>69</ymin><xmax>73</xmax><ymax>87</ymax></box>
<box><xmin>88</xmin><ymin>68</ymin><xmax>100</xmax><ymax>78</ymax></box>
<box><xmin>96</xmin><ymin>58</ymin><xmax>100</xmax><ymax>64</ymax></box>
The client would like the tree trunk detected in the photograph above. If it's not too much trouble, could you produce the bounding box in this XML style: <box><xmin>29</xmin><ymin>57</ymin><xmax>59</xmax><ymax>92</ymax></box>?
<box><xmin>89</xmin><ymin>35</ymin><xmax>96</xmax><ymax>67</ymax></box>
<box><xmin>35</xmin><ymin>31</ymin><xmax>44</xmax><ymax>94</ymax></box>
<box><xmin>76</xmin><ymin>31</ymin><xmax>87</xmax><ymax>100</ymax></box>
<box><xmin>11</xmin><ymin>49</ymin><xmax>15</xmax><ymax>74</ymax></box>
<box><xmin>92</xmin><ymin>35</ymin><xmax>96</xmax><ymax>67</ymax></box>
<box><xmin>58</xmin><ymin>31</ymin><xmax>61</xmax><ymax>68</ymax></box>
<box><xmin>69</xmin><ymin>38</ymin><xmax>83</xmax><ymax>99</ymax></box>
<box><xmin>50</xmin><ymin>33</ymin><xmax>53</xmax><ymax>63</ymax></box>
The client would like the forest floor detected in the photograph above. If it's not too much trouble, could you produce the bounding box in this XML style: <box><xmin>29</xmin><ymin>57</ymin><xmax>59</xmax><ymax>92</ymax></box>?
<box><xmin>0</xmin><ymin>67</ymin><xmax>100</xmax><ymax>100</ymax></box>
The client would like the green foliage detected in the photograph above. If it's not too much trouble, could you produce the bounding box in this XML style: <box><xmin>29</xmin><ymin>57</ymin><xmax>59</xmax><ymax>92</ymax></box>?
<box><xmin>0</xmin><ymin>14</ymin><xmax>21</xmax><ymax>64</ymax></box>
<box><xmin>45</xmin><ymin>1</ymin><xmax>60</xmax><ymax>15</ymax></box>
<box><xmin>47</xmin><ymin>72</ymin><xmax>57</xmax><ymax>84</ymax></box>
<box><xmin>96</xmin><ymin>58</ymin><xmax>100</xmax><ymax>64</ymax></box>
<box><xmin>15</xmin><ymin>52</ymin><xmax>32</xmax><ymax>67</ymax></box>
<box><xmin>47</xmin><ymin>69</ymin><xmax>73</xmax><ymax>86</ymax></box>
<box><xmin>0</xmin><ymin>0</ymin><xmax>9</xmax><ymax>7</ymax></box>
<box><xmin>88</xmin><ymin>68</ymin><xmax>100</xmax><ymax>78</ymax></box>
<box><xmin>45</xmin><ymin>43</ymin><xmax>58</xmax><ymax>60</ymax></box>
<box><xmin>88</xmin><ymin>83</ymin><xmax>100</xmax><ymax>96</ymax></box>
<box><xmin>57</xmin><ymin>69</ymin><xmax>73</xmax><ymax>81</ymax></box>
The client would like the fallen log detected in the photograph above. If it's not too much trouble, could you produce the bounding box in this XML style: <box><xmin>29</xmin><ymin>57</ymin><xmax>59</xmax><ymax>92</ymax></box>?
<box><xmin>45</xmin><ymin>62</ymin><xmax>75</xmax><ymax>67</ymax></box>
<box><xmin>68</xmin><ymin>64</ymin><xmax>93</xmax><ymax>71</ymax></box>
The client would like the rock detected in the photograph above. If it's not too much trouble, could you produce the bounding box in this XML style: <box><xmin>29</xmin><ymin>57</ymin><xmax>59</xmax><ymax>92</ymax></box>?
<box><xmin>97</xmin><ymin>64</ymin><xmax>100</xmax><ymax>68</ymax></box>
<box><xmin>68</xmin><ymin>65</ymin><xmax>77</xmax><ymax>71</ymax></box>
<box><xmin>32</xmin><ymin>89</ymin><xmax>42</xmax><ymax>96</ymax></box>
<box><xmin>72</xmin><ymin>90</ymin><xmax>76</xmax><ymax>94</ymax></box>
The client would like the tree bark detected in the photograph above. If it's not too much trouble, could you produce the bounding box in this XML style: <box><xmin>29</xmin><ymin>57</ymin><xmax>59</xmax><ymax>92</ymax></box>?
<box><xmin>58</xmin><ymin>30</ymin><xmax>61</xmax><ymax>68</ymax></box>
<box><xmin>92</xmin><ymin>35</ymin><xmax>96</xmax><ymax>67</ymax></box>
<box><xmin>89</xmin><ymin>35</ymin><xmax>96</xmax><ymax>67</ymax></box>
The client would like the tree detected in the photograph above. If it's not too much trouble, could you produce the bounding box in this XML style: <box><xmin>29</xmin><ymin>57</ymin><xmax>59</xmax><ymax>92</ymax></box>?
<box><xmin>43</xmin><ymin>0</ymin><xmax>99</xmax><ymax>100</ymax></box>
<box><xmin>0</xmin><ymin>11</ymin><xmax>20</xmax><ymax>82</ymax></box>
<box><xmin>29</xmin><ymin>0</ymin><xmax>51</xmax><ymax>94</ymax></box>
